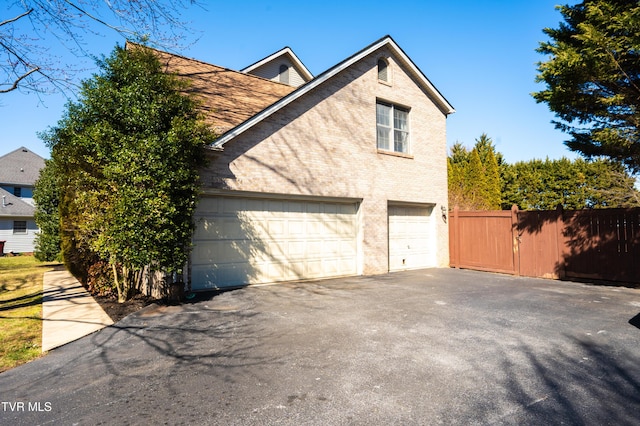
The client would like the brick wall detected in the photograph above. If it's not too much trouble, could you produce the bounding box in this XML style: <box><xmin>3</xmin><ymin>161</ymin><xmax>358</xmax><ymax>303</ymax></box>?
<box><xmin>200</xmin><ymin>47</ymin><xmax>450</xmax><ymax>274</ymax></box>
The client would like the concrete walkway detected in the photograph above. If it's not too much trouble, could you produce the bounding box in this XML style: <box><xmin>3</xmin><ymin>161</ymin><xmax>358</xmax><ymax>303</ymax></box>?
<box><xmin>42</xmin><ymin>270</ymin><xmax>113</xmax><ymax>352</ymax></box>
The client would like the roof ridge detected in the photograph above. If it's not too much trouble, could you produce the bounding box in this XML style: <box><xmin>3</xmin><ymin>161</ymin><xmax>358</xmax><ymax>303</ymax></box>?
<box><xmin>0</xmin><ymin>146</ymin><xmax>43</xmax><ymax>161</ymax></box>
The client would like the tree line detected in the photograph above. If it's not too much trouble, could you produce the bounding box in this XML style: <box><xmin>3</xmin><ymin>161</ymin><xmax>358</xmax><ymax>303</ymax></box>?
<box><xmin>448</xmin><ymin>134</ymin><xmax>640</xmax><ymax>211</ymax></box>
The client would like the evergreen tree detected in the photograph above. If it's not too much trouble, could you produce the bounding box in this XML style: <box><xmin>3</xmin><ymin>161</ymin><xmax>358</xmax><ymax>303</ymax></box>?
<box><xmin>40</xmin><ymin>44</ymin><xmax>215</xmax><ymax>302</ymax></box>
<box><xmin>502</xmin><ymin>157</ymin><xmax>640</xmax><ymax>210</ymax></box>
<box><xmin>447</xmin><ymin>142</ymin><xmax>469</xmax><ymax>209</ymax></box>
<box><xmin>484</xmin><ymin>149</ymin><xmax>501</xmax><ymax>209</ymax></box>
<box><xmin>33</xmin><ymin>159</ymin><xmax>61</xmax><ymax>261</ymax></box>
<box><xmin>534</xmin><ymin>0</ymin><xmax>640</xmax><ymax>172</ymax></box>
<box><xmin>464</xmin><ymin>149</ymin><xmax>487</xmax><ymax>209</ymax></box>
<box><xmin>447</xmin><ymin>134</ymin><xmax>502</xmax><ymax>210</ymax></box>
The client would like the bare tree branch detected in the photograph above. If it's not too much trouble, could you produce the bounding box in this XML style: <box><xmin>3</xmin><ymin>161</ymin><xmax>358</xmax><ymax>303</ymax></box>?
<box><xmin>0</xmin><ymin>8</ymin><xmax>33</xmax><ymax>27</ymax></box>
<box><xmin>62</xmin><ymin>0</ymin><xmax>135</xmax><ymax>38</ymax></box>
<box><xmin>0</xmin><ymin>1</ymin><xmax>201</xmax><ymax>96</ymax></box>
<box><xmin>0</xmin><ymin>66</ymin><xmax>40</xmax><ymax>93</ymax></box>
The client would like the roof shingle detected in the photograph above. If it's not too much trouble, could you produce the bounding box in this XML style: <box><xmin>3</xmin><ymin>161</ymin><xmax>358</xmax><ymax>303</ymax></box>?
<box><xmin>0</xmin><ymin>188</ymin><xmax>36</xmax><ymax>217</ymax></box>
<box><xmin>129</xmin><ymin>43</ymin><xmax>296</xmax><ymax>135</ymax></box>
<box><xmin>0</xmin><ymin>147</ymin><xmax>45</xmax><ymax>186</ymax></box>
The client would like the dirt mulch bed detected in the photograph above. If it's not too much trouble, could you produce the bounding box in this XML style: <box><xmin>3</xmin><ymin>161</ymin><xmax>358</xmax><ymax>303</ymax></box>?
<box><xmin>93</xmin><ymin>294</ymin><xmax>160</xmax><ymax>323</ymax></box>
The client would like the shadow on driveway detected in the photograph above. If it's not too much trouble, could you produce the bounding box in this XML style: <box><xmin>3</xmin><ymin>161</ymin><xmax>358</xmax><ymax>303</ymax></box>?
<box><xmin>1</xmin><ymin>268</ymin><xmax>640</xmax><ymax>424</ymax></box>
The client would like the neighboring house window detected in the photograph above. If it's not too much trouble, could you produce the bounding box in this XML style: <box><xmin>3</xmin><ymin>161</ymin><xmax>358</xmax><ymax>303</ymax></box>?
<box><xmin>279</xmin><ymin>64</ymin><xmax>290</xmax><ymax>84</ymax></box>
<box><xmin>376</xmin><ymin>101</ymin><xmax>410</xmax><ymax>154</ymax></box>
<box><xmin>377</xmin><ymin>58</ymin><xmax>389</xmax><ymax>82</ymax></box>
<box><xmin>13</xmin><ymin>187</ymin><xmax>21</xmax><ymax>197</ymax></box>
<box><xmin>13</xmin><ymin>220</ymin><xmax>27</xmax><ymax>234</ymax></box>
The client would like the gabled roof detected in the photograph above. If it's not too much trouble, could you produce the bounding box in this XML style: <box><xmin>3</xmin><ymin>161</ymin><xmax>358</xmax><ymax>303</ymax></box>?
<box><xmin>0</xmin><ymin>147</ymin><xmax>45</xmax><ymax>186</ymax></box>
<box><xmin>127</xmin><ymin>42</ymin><xmax>297</xmax><ymax>135</ymax></box>
<box><xmin>0</xmin><ymin>188</ymin><xmax>35</xmax><ymax>217</ymax></box>
<box><xmin>241</xmin><ymin>47</ymin><xmax>314</xmax><ymax>82</ymax></box>
<box><xmin>213</xmin><ymin>35</ymin><xmax>455</xmax><ymax>148</ymax></box>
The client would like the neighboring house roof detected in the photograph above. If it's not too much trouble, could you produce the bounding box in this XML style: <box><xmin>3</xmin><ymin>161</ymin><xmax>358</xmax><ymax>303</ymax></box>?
<box><xmin>0</xmin><ymin>146</ymin><xmax>45</xmax><ymax>186</ymax></box>
<box><xmin>212</xmin><ymin>35</ymin><xmax>455</xmax><ymax>148</ymax></box>
<box><xmin>0</xmin><ymin>188</ymin><xmax>35</xmax><ymax>217</ymax></box>
<box><xmin>127</xmin><ymin>42</ymin><xmax>297</xmax><ymax>136</ymax></box>
<box><xmin>241</xmin><ymin>47</ymin><xmax>314</xmax><ymax>83</ymax></box>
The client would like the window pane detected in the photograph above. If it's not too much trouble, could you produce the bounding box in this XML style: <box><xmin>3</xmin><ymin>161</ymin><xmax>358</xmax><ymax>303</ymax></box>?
<box><xmin>394</xmin><ymin>130</ymin><xmax>409</xmax><ymax>153</ymax></box>
<box><xmin>376</xmin><ymin>103</ymin><xmax>390</xmax><ymax>126</ymax></box>
<box><xmin>377</xmin><ymin>126</ymin><xmax>390</xmax><ymax>150</ymax></box>
<box><xmin>394</xmin><ymin>108</ymin><xmax>408</xmax><ymax>131</ymax></box>
<box><xmin>13</xmin><ymin>221</ymin><xmax>27</xmax><ymax>234</ymax></box>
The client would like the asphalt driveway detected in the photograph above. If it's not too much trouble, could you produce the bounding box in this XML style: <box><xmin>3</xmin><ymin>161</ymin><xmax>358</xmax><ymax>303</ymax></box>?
<box><xmin>2</xmin><ymin>268</ymin><xmax>640</xmax><ymax>425</ymax></box>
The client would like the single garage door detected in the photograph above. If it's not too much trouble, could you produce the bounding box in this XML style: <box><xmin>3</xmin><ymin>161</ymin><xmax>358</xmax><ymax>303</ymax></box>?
<box><xmin>388</xmin><ymin>205</ymin><xmax>436</xmax><ymax>271</ymax></box>
<box><xmin>191</xmin><ymin>197</ymin><xmax>358</xmax><ymax>290</ymax></box>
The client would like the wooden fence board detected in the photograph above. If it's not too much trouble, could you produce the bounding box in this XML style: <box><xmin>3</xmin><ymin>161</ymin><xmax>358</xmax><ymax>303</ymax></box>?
<box><xmin>449</xmin><ymin>206</ymin><xmax>640</xmax><ymax>285</ymax></box>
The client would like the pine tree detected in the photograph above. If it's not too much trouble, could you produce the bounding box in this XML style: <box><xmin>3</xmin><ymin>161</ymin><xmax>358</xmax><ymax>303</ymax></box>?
<box><xmin>534</xmin><ymin>0</ymin><xmax>640</xmax><ymax>172</ymax></box>
<box><xmin>464</xmin><ymin>149</ymin><xmax>487</xmax><ymax>210</ymax></box>
<box><xmin>484</xmin><ymin>149</ymin><xmax>501</xmax><ymax>209</ymax></box>
<box><xmin>447</xmin><ymin>134</ymin><xmax>503</xmax><ymax>210</ymax></box>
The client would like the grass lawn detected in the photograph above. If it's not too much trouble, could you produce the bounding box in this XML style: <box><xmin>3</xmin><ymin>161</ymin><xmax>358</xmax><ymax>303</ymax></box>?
<box><xmin>0</xmin><ymin>256</ymin><xmax>58</xmax><ymax>373</ymax></box>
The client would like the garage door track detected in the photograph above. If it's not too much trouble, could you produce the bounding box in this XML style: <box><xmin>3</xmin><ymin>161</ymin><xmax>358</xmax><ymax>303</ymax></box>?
<box><xmin>2</xmin><ymin>268</ymin><xmax>640</xmax><ymax>424</ymax></box>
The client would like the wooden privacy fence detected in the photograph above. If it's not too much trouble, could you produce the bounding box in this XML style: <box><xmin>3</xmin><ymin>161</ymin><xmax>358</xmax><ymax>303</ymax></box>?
<box><xmin>449</xmin><ymin>205</ymin><xmax>640</xmax><ymax>285</ymax></box>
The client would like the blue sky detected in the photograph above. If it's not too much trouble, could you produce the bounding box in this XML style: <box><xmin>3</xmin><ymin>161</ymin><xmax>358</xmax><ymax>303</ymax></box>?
<box><xmin>2</xmin><ymin>1</ymin><xmax>579</xmax><ymax>163</ymax></box>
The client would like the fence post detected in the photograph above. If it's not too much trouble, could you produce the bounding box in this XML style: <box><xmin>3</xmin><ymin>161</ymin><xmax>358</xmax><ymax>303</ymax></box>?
<box><xmin>555</xmin><ymin>204</ymin><xmax>565</xmax><ymax>279</ymax></box>
<box><xmin>511</xmin><ymin>204</ymin><xmax>520</xmax><ymax>276</ymax></box>
<box><xmin>451</xmin><ymin>205</ymin><xmax>460</xmax><ymax>268</ymax></box>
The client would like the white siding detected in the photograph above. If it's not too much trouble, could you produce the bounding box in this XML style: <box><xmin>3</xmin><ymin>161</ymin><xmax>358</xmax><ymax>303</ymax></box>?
<box><xmin>0</xmin><ymin>218</ymin><xmax>38</xmax><ymax>253</ymax></box>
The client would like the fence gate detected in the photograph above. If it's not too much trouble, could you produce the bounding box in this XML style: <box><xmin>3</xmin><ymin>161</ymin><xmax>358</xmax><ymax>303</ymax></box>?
<box><xmin>449</xmin><ymin>207</ymin><xmax>518</xmax><ymax>275</ymax></box>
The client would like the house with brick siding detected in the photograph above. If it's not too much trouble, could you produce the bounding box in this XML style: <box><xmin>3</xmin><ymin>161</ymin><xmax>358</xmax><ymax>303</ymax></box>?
<box><xmin>148</xmin><ymin>35</ymin><xmax>454</xmax><ymax>291</ymax></box>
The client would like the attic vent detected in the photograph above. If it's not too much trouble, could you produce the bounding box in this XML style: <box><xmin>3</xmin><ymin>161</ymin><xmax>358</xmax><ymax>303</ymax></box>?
<box><xmin>378</xmin><ymin>58</ymin><xmax>389</xmax><ymax>82</ymax></box>
<box><xmin>279</xmin><ymin>64</ymin><xmax>290</xmax><ymax>84</ymax></box>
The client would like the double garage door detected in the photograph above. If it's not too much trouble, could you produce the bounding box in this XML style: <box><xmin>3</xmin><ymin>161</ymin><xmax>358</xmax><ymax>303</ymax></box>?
<box><xmin>191</xmin><ymin>197</ymin><xmax>358</xmax><ymax>290</ymax></box>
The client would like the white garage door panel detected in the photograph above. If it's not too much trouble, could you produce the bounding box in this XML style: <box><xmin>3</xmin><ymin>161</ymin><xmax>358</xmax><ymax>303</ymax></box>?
<box><xmin>192</xmin><ymin>197</ymin><xmax>358</xmax><ymax>290</ymax></box>
<box><xmin>389</xmin><ymin>205</ymin><xmax>436</xmax><ymax>272</ymax></box>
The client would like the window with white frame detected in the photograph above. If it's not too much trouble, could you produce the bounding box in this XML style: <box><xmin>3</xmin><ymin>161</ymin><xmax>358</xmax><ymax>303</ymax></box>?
<box><xmin>13</xmin><ymin>220</ymin><xmax>27</xmax><ymax>234</ymax></box>
<box><xmin>376</xmin><ymin>101</ymin><xmax>410</xmax><ymax>154</ymax></box>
